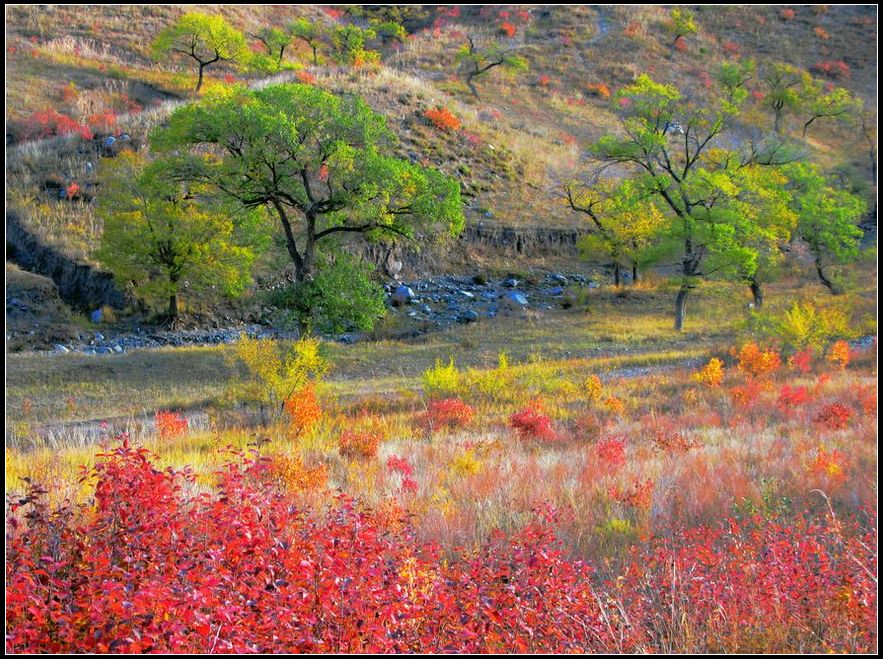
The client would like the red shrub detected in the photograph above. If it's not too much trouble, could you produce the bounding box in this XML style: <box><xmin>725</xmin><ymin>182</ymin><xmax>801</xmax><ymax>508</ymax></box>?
<box><xmin>22</xmin><ymin>109</ymin><xmax>92</xmax><ymax>141</ymax></box>
<box><xmin>499</xmin><ymin>22</ymin><xmax>517</xmax><ymax>38</ymax></box>
<box><xmin>296</xmin><ymin>70</ymin><xmax>316</xmax><ymax>85</ymax></box>
<box><xmin>509</xmin><ymin>400</ymin><xmax>557</xmax><ymax>442</ymax></box>
<box><xmin>776</xmin><ymin>384</ymin><xmax>812</xmax><ymax>416</ymax></box>
<box><xmin>416</xmin><ymin>398</ymin><xmax>474</xmax><ymax>433</ymax></box>
<box><xmin>780</xmin><ymin>8</ymin><xmax>796</xmax><ymax>20</ymax></box>
<box><xmin>814</xmin><ymin>403</ymin><xmax>852</xmax><ymax>430</ymax></box>
<box><xmin>789</xmin><ymin>347</ymin><xmax>814</xmax><ymax>374</ymax></box>
<box><xmin>813</xmin><ymin>60</ymin><xmax>851</xmax><ymax>79</ymax></box>
<box><xmin>155</xmin><ymin>410</ymin><xmax>188</xmax><ymax>439</ymax></box>
<box><xmin>594</xmin><ymin>436</ymin><xmax>626</xmax><ymax>471</ymax></box>
<box><xmin>5</xmin><ymin>444</ymin><xmax>877</xmax><ymax>653</ymax></box>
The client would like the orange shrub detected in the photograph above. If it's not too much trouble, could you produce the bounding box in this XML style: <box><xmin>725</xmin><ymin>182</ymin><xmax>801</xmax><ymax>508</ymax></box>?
<box><xmin>826</xmin><ymin>340</ymin><xmax>852</xmax><ymax>370</ymax></box>
<box><xmin>734</xmin><ymin>343</ymin><xmax>781</xmax><ymax>379</ymax></box>
<box><xmin>424</xmin><ymin>106</ymin><xmax>461</xmax><ymax>132</ymax></box>
<box><xmin>586</xmin><ymin>82</ymin><xmax>611</xmax><ymax>98</ymax></box>
<box><xmin>268</xmin><ymin>453</ymin><xmax>328</xmax><ymax>493</ymax></box>
<box><xmin>283</xmin><ymin>385</ymin><xmax>322</xmax><ymax>438</ymax></box>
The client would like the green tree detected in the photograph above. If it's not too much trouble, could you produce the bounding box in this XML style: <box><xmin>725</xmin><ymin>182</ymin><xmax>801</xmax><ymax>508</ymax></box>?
<box><xmin>289</xmin><ymin>18</ymin><xmax>323</xmax><ymax>66</ymax></box>
<box><xmin>152</xmin><ymin>83</ymin><xmax>464</xmax><ymax>331</ymax></box>
<box><xmin>758</xmin><ymin>63</ymin><xmax>804</xmax><ymax>134</ymax></box>
<box><xmin>152</xmin><ymin>12</ymin><xmax>247</xmax><ymax>93</ymax></box>
<box><xmin>95</xmin><ymin>151</ymin><xmax>257</xmax><ymax>322</ymax></box>
<box><xmin>456</xmin><ymin>37</ymin><xmax>528</xmax><ymax>99</ymax></box>
<box><xmin>785</xmin><ymin>162</ymin><xmax>866</xmax><ymax>294</ymax></box>
<box><xmin>590</xmin><ymin>69</ymin><xmax>797</xmax><ymax>330</ymax></box>
<box><xmin>800</xmin><ymin>80</ymin><xmax>861</xmax><ymax>138</ymax></box>
<box><xmin>668</xmin><ymin>8</ymin><xmax>698</xmax><ymax>45</ymax></box>
<box><xmin>269</xmin><ymin>250</ymin><xmax>386</xmax><ymax>333</ymax></box>
<box><xmin>250</xmin><ymin>26</ymin><xmax>293</xmax><ymax>72</ymax></box>
<box><xmin>565</xmin><ymin>177</ymin><xmax>667</xmax><ymax>286</ymax></box>
<box><xmin>329</xmin><ymin>24</ymin><xmax>380</xmax><ymax>66</ymax></box>
<box><xmin>730</xmin><ymin>165</ymin><xmax>797</xmax><ymax>308</ymax></box>
<box><xmin>371</xmin><ymin>20</ymin><xmax>408</xmax><ymax>46</ymax></box>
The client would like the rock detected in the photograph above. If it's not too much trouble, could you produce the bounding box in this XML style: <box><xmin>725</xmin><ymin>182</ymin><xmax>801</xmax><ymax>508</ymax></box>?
<box><xmin>90</xmin><ymin>308</ymin><xmax>103</xmax><ymax>323</ymax></box>
<box><xmin>501</xmin><ymin>291</ymin><xmax>529</xmax><ymax>312</ymax></box>
<box><xmin>420</xmin><ymin>304</ymin><xmax>432</xmax><ymax>314</ymax></box>
<box><xmin>459</xmin><ymin>310</ymin><xmax>480</xmax><ymax>323</ymax></box>
<box><xmin>549</xmin><ymin>273</ymin><xmax>568</xmax><ymax>284</ymax></box>
<box><xmin>460</xmin><ymin>290</ymin><xmax>475</xmax><ymax>299</ymax></box>
<box><xmin>94</xmin><ymin>332</ymin><xmax>105</xmax><ymax>341</ymax></box>
<box><xmin>547</xmin><ymin>287</ymin><xmax>565</xmax><ymax>296</ymax></box>
<box><xmin>103</xmin><ymin>136</ymin><xmax>116</xmax><ymax>148</ymax></box>
<box><xmin>54</xmin><ymin>344</ymin><xmax>70</xmax><ymax>353</ymax></box>
<box><xmin>113</xmin><ymin>344</ymin><xmax>123</xmax><ymax>353</ymax></box>
<box><xmin>391</xmin><ymin>285</ymin><xmax>415</xmax><ymax>306</ymax></box>
<box><xmin>503</xmin><ymin>277</ymin><xmax>519</xmax><ymax>288</ymax></box>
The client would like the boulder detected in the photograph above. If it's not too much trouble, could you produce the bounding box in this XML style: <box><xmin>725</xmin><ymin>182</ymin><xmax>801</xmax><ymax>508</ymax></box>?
<box><xmin>391</xmin><ymin>285</ymin><xmax>415</xmax><ymax>306</ymax></box>
<box><xmin>501</xmin><ymin>291</ymin><xmax>529</xmax><ymax>313</ymax></box>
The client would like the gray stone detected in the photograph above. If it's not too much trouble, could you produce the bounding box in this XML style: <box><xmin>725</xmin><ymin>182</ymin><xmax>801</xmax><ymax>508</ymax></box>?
<box><xmin>460</xmin><ymin>290</ymin><xmax>475</xmax><ymax>299</ymax></box>
<box><xmin>54</xmin><ymin>344</ymin><xmax>70</xmax><ymax>353</ymax></box>
<box><xmin>502</xmin><ymin>291</ymin><xmax>529</xmax><ymax>310</ymax></box>
<box><xmin>459</xmin><ymin>310</ymin><xmax>480</xmax><ymax>323</ymax></box>
<box><xmin>391</xmin><ymin>285</ymin><xmax>415</xmax><ymax>306</ymax></box>
<box><xmin>503</xmin><ymin>277</ymin><xmax>519</xmax><ymax>288</ymax></box>
<box><xmin>90</xmin><ymin>308</ymin><xmax>103</xmax><ymax>323</ymax></box>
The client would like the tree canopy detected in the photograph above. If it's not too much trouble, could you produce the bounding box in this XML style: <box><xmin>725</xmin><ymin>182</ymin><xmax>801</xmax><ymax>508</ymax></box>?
<box><xmin>152</xmin><ymin>12</ymin><xmax>248</xmax><ymax>92</ymax></box>
<box><xmin>151</xmin><ymin>83</ymin><xmax>464</xmax><ymax>330</ymax></box>
<box><xmin>95</xmin><ymin>151</ymin><xmax>258</xmax><ymax>321</ymax></box>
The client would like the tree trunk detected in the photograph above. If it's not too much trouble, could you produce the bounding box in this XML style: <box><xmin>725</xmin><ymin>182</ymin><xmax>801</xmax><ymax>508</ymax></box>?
<box><xmin>195</xmin><ymin>63</ymin><xmax>205</xmax><ymax>93</ymax></box>
<box><xmin>674</xmin><ymin>285</ymin><xmax>690</xmax><ymax>331</ymax></box>
<box><xmin>749</xmin><ymin>277</ymin><xmax>763</xmax><ymax>309</ymax></box>
<box><xmin>815</xmin><ymin>262</ymin><xmax>840</xmax><ymax>295</ymax></box>
<box><xmin>466</xmin><ymin>73</ymin><xmax>480</xmax><ymax>99</ymax></box>
<box><xmin>632</xmin><ymin>262</ymin><xmax>638</xmax><ymax>285</ymax></box>
<box><xmin>168</xmin><ymin>293</ymin><xmax>178</xmax><ymax>319</ymax></box>
<box><xmin>311</xmin><ymin>45</ymin><xmax>318</xmax><ymax>66</ymax></box>
<box><xmin>613</xmin><ymin>262</ymin><xmax>621</xmax><ymax>287</ymax></box>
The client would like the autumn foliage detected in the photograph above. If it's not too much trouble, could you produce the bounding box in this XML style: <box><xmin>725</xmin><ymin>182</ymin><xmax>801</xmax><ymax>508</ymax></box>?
<box><xmin>6</xmin><ymin>442</ymin><xmax>876</xmax><ymax>653</ymax></box>
<box><xmin>423</xmin><ymin>106</ymin><xmax>461</xmax><ymax>132</ymax></box>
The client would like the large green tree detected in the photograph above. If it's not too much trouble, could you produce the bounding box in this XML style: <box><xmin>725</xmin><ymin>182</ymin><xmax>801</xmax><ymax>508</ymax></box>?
<box><xmin>152</xmin><ymin>12</ymin><xmax>248</xmax><ymax>93</ymax></box>
<box><xmin>95</xmin><ymin>151</ymin><xmax>257</xmax><ymax>322</ymax></box>
<box><xmin>565</xmin><ymin>177</ymin><xmax>667</xmax><ymax>286</ymax></box>
<box><xmin>151</xmin><ymin>83</ymin><xmax>464</xmax><ymax>326</ymax></box>
<box><xmin>785</xmin><ymin>162</ymin><xmax>866</xmax><ymax>294</ymax></box>
<box><xmin>589</xmin><ymin>66</ymin><xmax>798</xmax><ymax>330</ymax></box>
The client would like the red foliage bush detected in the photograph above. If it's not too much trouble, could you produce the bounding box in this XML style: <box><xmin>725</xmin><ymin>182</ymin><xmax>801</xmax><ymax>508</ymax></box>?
<box><xmin>814</xmin><ymin>403</ymin><xmax>853</xmax><ymax>430</ymax></box>
<box><xmin>509</xmin><ymin>400</ymin><xmax>557</xmax><ymax>442</ymax></box>
<box><xmin>154</xmin><ymin>410</ymin><xmax>188</xmax><ymax>439</ymax></box>
<box><xmin>594</xmin><ymin>435</ymin><xmax>626</xmax><ymax>471</ymax></box>
<box><xmin>813</xmin><ymin>60</ymin><xmax>851</xmax><ymax>79</ymax></box>
<box><xmin>5</xmin><ymin>444</ymin><xmax>877</xmax><ymax>653</ymax></box>
<box><xmin>416</xmin><ymin>398</ymin><xmax>475</xmax><ymax>433</ymax></box>
<box><xmin>22</xmin><ymin>109</ymin><xmax>92</xmax><ymax>141</ymax></box>
<box><xmin>499</xmin><ymin>22</ymin><xmax>517</xmax><ymax>38</ymax></box>
<box><xmin>776</xmin><ymin>384</ymin><xmax>812</xmax><ymax>416</ymax></box>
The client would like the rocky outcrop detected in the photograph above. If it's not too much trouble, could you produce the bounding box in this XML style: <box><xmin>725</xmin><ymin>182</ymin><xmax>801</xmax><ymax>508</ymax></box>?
<box><xmin>6</xmin><ymin>211</ymin><xmax>130</xmax><ymax>310</ymax></box>
<box><xmin>351</xmin><ymin>223</ymin><xmax>585</xmax><ymax>279</ymax></box>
